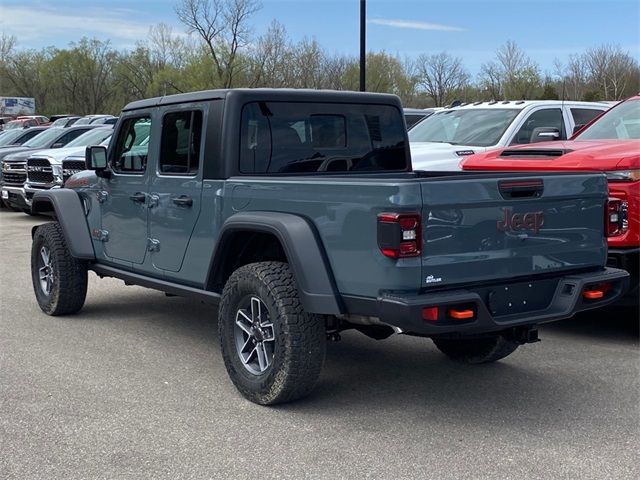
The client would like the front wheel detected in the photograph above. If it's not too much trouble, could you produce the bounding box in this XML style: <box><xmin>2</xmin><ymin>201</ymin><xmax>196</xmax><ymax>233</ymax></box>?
<box><xmin>432</xmin><ymin>334</ymin><xmax>519</xmax><ymax>364</ymax></box>
<box><xmin>218</xmin><ymin>262</ymin><xmax>326</xmax><ymax>405</ymax></box>
<box><xmin>31</xmin><ymin>222</ymin><xmax>88</xmax><ymax>315</ymax></box>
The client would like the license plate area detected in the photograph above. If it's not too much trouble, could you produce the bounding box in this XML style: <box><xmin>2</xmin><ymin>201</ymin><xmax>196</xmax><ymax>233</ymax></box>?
<box><xmin>478</xmin><ymin>278</ymin><xmax>559</xmax><ymax>317</ymax></box>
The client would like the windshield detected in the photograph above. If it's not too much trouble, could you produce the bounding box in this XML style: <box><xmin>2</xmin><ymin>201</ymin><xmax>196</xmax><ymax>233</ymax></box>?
<box><xmin>575</xmin><ymin>99</ymin><xmax>640</xmax><ymax>140</ymax></box>
<box><xmin>408</xmin><ymin>108</ymin><xmax>520</xmax><ymax>147</ymax></box>
<box><xmin>0</xmin><ymin>129</ymin><xmax>26</xmax><ymax>146</ymax></box>
<box><xmin>4</xmin><ymin>121</ymin><xmax>24</xmax><ymax>130</ymax></box>
<box><xmin>50</xmin><ymin>118</ymin><xmax>73</xmax><ymax>127</ymax></box>
<box><xmin>66</xmin><ymin>128</ymin><xmax>113</xmax><ymax>147</ymax></box>
<box><xmin>22</xmin><ymin>128</ymin><xmax>63</xmax><ymax>148</ymax></box>
<box><xmin>74</xmin><ymin>117</ymin><xmax>93</xmax><ymax>126</ymax></box>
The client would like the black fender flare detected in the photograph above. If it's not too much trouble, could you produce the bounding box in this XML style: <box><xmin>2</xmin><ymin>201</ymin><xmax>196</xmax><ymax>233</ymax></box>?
<box><xmin>211</xmin><ymin>211</ymin><xmax>342</xmax><ymax>315</ymax></box>
<box><xmin>31</xmin><ymin>190</ymin><xmax>95</xmax><ymax>260</ymax></box>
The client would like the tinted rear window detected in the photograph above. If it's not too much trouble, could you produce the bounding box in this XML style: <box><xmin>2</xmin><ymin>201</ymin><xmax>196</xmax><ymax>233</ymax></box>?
<box><xmin>240</xmin><ymin>102</ymin><xmax>407</xmax><ymax>174</ymax></box>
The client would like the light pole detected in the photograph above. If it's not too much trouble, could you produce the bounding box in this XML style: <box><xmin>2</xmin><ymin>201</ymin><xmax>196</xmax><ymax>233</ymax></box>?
<box><xmin>360</xmin><ymin>0</ymin><xmax>366</xmax><ymax>91</ymax></box>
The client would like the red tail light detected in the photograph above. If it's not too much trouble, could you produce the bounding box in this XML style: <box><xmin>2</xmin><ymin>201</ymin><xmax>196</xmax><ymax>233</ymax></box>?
<box><xmin>377</xmin><ymin>212</ymin><xmax>421</xmax><ymax>259</ymax></box>
<box><xmin>606</xmin><ymin>197</ymin><xmax>628</xmax><ymax>237</ymax></box>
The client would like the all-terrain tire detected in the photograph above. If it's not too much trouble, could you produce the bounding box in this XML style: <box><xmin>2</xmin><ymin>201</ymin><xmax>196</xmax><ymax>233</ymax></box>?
<box><xmin>218</xmin><ymin>261</ymin><xmax>326</xmax><ymax>405</ymax></box>
<box><xmin>432</xmin><ymin>335</ymin><xmax>519</xmax><ymax>364</ymax></box>
<box><xmin>31</xmin><ymin>222</ymin><xmax>88</xmax><ymax>316</ymax></box>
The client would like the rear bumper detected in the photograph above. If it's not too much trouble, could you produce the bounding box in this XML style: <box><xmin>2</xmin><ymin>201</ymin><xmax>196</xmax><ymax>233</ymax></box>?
<box><xmin>344</xmin><ymin>268</ymin><xmax>629</xmax><ymax>336</ymax></box>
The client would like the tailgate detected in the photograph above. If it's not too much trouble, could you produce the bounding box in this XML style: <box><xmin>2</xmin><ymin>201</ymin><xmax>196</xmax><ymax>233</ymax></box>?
<box><xmin>420</xmin><ymin>174</ymin><xmax>608</xmax><ymax>289</ymax></box>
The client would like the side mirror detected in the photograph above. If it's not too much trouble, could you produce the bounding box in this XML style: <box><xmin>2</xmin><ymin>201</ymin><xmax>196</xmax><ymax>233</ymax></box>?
<box><xmin>85</xmin><ymin>145</ymin><xmax>110</xmax><ymax>177</ymax></box>
<box><xmin>530</xmin><ymin>127</ymin><xmax>561</xmax><ymax>143</ymax></box>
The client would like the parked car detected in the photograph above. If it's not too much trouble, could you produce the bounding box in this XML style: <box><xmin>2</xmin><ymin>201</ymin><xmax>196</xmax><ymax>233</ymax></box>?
<box><xmin>24</xmin><ymin>127</ymin><xmax>113</xmax><ymax>201</ymax></box>
<box><xmin>403</xmin><ymin>108</ymin><xmax>437</xmax><ymax>129</ymax></box>
<box><xmin>0</xmin><ymin>116</ymin><xmax>14</xmax><ymax>131</ymax></box>
<box><xmin>74</xmin><ymin>115</ymin><xmax>116</xmax><ymax>126</ymax></box>
<box><xmin>17</xmin><ymin>115</ymin><xmax>49</xmax><ymax>125</ymax></box>
<box><xmin>461</xmin><ymin>95</ymin><xmax>639</xmax><ymax>305</ymax></box>
<box><xmin>1</xmin><ymin>125</ymin><xmax>98</xmax><ymax>211</ymax></box>
<box><xmin>49</xmin><ymin>116</ymin><xmax>81</xmax><ymax>128</ymax></box>
<box><xmin>0</xmin><ymin>126</ymin><xmax>49</xmax><ymax>148</ymax></box>
<box><xmin>4</xmin><ymin>118</ymin><xmax>39</xmax><ymax>130</ymax></box>
<box><xmin>409</xmin><ymin>100</ymin><xmax>610</xmax><ymax>171</ymax></box>
<box><xmin>28</xmin><ymin>88</ymin><xmax>628</xmax><ymax>405</ymax></box>
<box><xmin>0</xmin><ymin>126</ymin><xmax>50</xmax><ymax>209</ymax></box>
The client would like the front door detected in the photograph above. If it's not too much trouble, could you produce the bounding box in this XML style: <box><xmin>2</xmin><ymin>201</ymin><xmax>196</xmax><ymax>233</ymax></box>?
<box><xmin>148</xmin><ymin>107</ymin><xmax>205</xmax><ymax>272</ymax></box>
<box><xmin>101</xmin><ymin>114</ymin><xmax>153</xmax><ymax>264</ymax></box>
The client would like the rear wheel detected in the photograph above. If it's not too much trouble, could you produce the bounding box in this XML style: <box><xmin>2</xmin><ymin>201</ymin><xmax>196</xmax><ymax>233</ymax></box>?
<box><xmin>432</xmin><ymin>334</ymin><xmax>519</xmax><ymax>364</ymax></box>
<box><xmin>218</xmin><ymin>261</ymin><xmax>326</xmax><ymax>405</ymax></box>
<box><xmin>31</xmin><ymin>222</ymin><xmax>88</xmax><ymax>315</ymax></box>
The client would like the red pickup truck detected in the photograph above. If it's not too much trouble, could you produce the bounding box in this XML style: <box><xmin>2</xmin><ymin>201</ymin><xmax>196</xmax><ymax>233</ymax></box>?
<box><xmin>462</xmin><ymin>96</ymin><xmax>639</xmax><ymax>305</ymax></box>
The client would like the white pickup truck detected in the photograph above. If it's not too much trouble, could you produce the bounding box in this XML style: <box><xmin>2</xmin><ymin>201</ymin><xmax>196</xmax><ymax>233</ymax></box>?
<box><xmin>409</xmin><ymin>100</ymin><xmax>610</xmax><ymax>171</ymax></box>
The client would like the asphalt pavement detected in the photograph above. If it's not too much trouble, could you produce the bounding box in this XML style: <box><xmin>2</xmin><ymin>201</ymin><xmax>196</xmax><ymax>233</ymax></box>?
<box><xmin>1</xmin><ymin>210</ymin><xmax>638</xmax><ymax>479</ymax></box>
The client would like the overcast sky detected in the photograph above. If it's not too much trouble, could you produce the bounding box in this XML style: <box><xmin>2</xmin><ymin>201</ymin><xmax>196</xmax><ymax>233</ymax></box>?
<box><xmin>1</xmin><ymin>0</ymin><xmax>638</xmax><ymax>75</ymax></box>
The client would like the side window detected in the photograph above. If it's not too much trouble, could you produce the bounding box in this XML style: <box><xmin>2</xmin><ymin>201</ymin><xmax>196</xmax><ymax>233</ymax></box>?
<box><xmin>112</xmin><ymin>116</ymin><xmax>151</xmax><ymax>174</ymax></box>
<box><xmin>159</xmin><ymin>110</ymin><xmax>203</xmax><ymax>175</ymax></box>
<box><xmin>56</xmin><ymin>129</ymin><xmax>88</xmax><ymax>146</ymax></box>
<box><xmin>21</xmin><ymin>130</ymin><xmax>42</xmax><ymax>143</ymax></box>
<box><xmin>571</xmin><ymin>108</ymin><xmax>602</xmax><ymax>131</ymax></box>
<box><xmin>511</xmin><ymin>108</ymin><xmax>565</xmax><ymax>145</ymax></box>
<box><xmin>239</xmin><ymin>101</ymin><xmax>407</xmax><ymax>174</ymax></box>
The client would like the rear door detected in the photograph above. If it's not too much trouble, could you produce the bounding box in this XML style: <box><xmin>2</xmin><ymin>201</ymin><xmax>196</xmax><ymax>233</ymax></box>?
<box><xmin>420</xmin><ymin>174</ymin><xmax>608</xmax><ymax>289</ymax></box>
<box><xmin>147</xmin><ymin>105</ymin><xmax>205</xmax><ymax>272</ymax></box>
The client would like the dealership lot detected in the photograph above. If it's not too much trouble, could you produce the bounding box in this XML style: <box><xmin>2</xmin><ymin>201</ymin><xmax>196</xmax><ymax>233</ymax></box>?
<box><xmin>0</xmin><ymin>211</ymin><xmax>638</xmax><ymax>479</ymax></box>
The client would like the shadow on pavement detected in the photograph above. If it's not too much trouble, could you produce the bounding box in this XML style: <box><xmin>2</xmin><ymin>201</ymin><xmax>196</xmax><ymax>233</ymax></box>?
<box><xmin>543</xmin><ymin>307</ymin><xmax>639</xmax><ymax>343</ymax></box>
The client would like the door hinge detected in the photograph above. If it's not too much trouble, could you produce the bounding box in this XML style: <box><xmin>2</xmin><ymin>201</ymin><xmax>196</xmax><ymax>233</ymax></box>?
<box><xmin>92</xmin><ymin>229</ymin><xmax>109</xmax><ymax>242</ymax></box>
<box><xmin>147</xmin><ymin>238</ymin><xmax>161</xmax><ymax>252</ymax></box>
<box><xmin>96</xmin><ymin>191</ymin><xmax>108</xmax><ymax>203</ymax></box>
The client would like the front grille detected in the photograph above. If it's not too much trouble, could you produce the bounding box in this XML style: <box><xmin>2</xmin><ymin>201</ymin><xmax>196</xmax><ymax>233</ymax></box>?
<box><xmin>27</xmin><ymin>158</ymin><xmax>54</xmax><ymax>184</ymax></box>
<box><xmin>29</xmin><ymin>158</ymin><xmax>51</xmax><ymax>167</ymax></box>
<box><xmin>3</xmin><ymin>172</ymin><xmax>26</xmax><ymax>185</ymax></box>
<box><xmin>2</xmin><ymin>161</ymin><xmax>26</xmax><ymax>186</ymax></box>
<box><xmin>62</xmin><ymin>159</ymin><xmax>86</xmax><ymax>183</ymax></box>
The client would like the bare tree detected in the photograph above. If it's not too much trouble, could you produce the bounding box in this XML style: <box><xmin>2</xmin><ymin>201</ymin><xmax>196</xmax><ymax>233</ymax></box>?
<box><xmin>478</xmin><ymin>60</ymin><xmax>503</xmax><ymax>100</ymax></box>
<box><xmin>175</xmin><ymin>0</ymin><xmax>261</xmax><ymax>87</ymax></box>
<box><xmin>148</xmin><ymin>23</ymin><xmax>194</xmax><ymax>70</ymax></box>
<box><xmin>247</xmin><ymin>20</ymin><xmax>290</xmax><ymax>87</ymax></box>
<box><xmin>0</xmin><ymin>33</ymin><xmax>16</xmax><ymax>66</ymax></box>
<box><xmin>584</xmin><ymin>45</ymin><xmax>638</xmax><ymax>100</ymax></box>
<box><xmin>565</xmin><ymin>55</ymin><xmax>588</xmax><ymax>100</ymax></box>
<box><xmin>494</xmin><ymin>40</ymin><xmax>541</xmax><ymax>99</ymax></box>
<box><xmin>415</xmin><ymin>52</ymin><xmax>468</xmax><ymax>106</ymax></box>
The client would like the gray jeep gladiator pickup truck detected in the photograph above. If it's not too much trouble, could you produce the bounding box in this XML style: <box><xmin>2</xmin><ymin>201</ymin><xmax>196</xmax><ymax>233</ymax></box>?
<box><xmin>29</xmin><ymin>89</ymin><xmax>629</xmax><ymax>405</ymax></box>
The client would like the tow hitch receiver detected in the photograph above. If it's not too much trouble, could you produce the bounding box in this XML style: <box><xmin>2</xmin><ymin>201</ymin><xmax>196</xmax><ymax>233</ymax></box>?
<box><xmin>507</xmin><ymin>327</ymin><xmax>540</xmax><ymax>345</ymax></box>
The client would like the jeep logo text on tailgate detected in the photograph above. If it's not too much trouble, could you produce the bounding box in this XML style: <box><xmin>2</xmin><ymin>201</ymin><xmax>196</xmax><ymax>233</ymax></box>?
<box><xmin>497</xmin><ymin>209</ymin><xmax>544</xmax><ymax>234</ymax></box>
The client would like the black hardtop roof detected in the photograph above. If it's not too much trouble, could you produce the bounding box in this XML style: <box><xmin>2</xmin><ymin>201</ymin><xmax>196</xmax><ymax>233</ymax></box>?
<box><xmin>122</xmin><ymin>88</ymin><xmax>402</xmax><ymax>112</ymax></box>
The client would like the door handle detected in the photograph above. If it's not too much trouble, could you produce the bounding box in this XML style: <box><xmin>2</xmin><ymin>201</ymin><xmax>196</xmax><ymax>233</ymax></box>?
<box><xmin>172</xmin><ymin>195</ymin><xmax>193</xmax><ymax>207</ymax></box>
<box><xmin>129</xmin><ymin>192</ymin><xmax>146</xmax><ymax>203</ymax></box>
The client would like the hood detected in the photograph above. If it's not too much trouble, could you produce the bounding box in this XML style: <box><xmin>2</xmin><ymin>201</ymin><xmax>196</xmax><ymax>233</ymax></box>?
<box><xmin>28</xmin><ymin>146</ymin><xmax>86</xmax><ymax>164</ymax></box>
<box><xmin>0</xmin><ymin>146</ymin><xmax>29</xmax><ymax>160</ymax></box>
<box><xmin>462</xmin><ymin>139</ymin><xmax>640</xmax><ymax>171</ymax></box>
<box><xmin>410</xmin><ymin>142</ymin><xmax>488</xmax><ymax>171</ymax></box>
